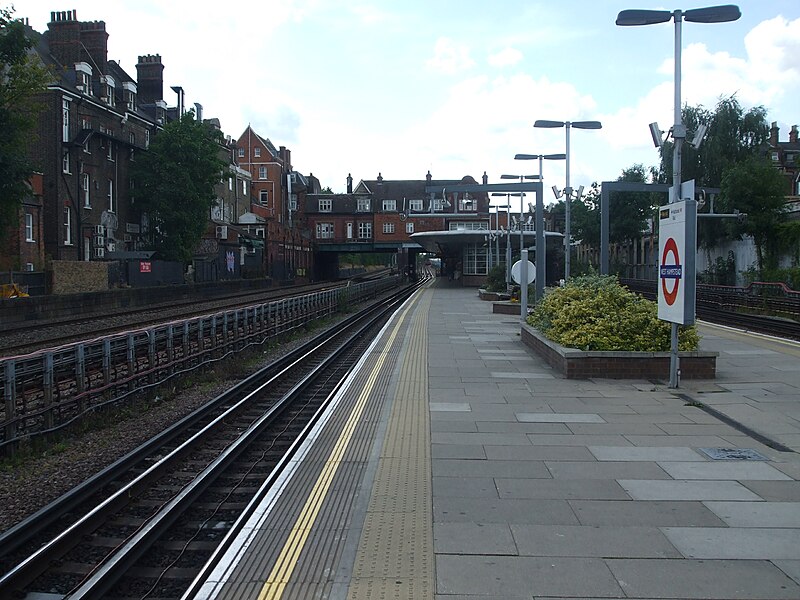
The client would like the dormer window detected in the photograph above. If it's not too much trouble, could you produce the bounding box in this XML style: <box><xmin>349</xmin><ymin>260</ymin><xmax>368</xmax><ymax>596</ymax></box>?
<box><xmin>102</xmin><ymin>75</ymin><xmax>116</xmax><ymax>107</ymax></box>
<box><xmin>74</xmin><ymin>62</ymin><xmax>92</xmax><ymax>94</ymax></box>
<box><xmin>123</xmin><ymin>81</ymin><xmax>137</xmax><ymax>112</ymax></box>
<box><xmin>156</xmin><ymin>100</ymin><xmax>167</xmax><ymax>124</ymax></box>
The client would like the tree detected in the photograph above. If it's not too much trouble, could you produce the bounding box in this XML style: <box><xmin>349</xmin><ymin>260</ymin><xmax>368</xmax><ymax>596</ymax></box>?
<box><xmin>320</xmin><ymin>186</ymin><xmax>333</xmax><ymax>194</ymax></box>
<box><xmin>654</xmin><ymin>96</ymin><xmax>771</xmax><ymax>253</ymax></box>
<box><xmin>132</xmin><ymin>112</ymin><xmax>229</xmax><ymax>263</ymax></box>
<box><xmin>0</xmin><ymin>7</ymin><xmax>51</xmax><ymax>241</ymax></box>
<box><xmin>720</xmin><ymin>157</ymin><xmax>787</xmax><ymax>273</ymax></box>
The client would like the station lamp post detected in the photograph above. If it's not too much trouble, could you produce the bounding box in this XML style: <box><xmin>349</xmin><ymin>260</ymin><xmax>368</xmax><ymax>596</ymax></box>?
<box><xmin>616</xmin><ymin>4</ymin><xmax>740</xmax><ymax>389</ymax></box>
<box><xmin>533</xmin><ymin>120</ymin><xmax>602</xmax><ymax>280</ymax></box>
<box><xmin>500</xmin><ymin>174</ymin><xmax>538</xmax><ymax>263</ymax></box>
<box><xmin>491</xmin><ymin>195</ymin><xmax>516</xmax><ymax>286</ymax></box>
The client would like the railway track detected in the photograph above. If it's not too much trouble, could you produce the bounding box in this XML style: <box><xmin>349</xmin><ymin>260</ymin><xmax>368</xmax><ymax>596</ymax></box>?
<box><xmin>0</xmin><ymin>278</ymin><xmax>421</xmax><ymax>599</ymax></box>
<box><xmin>0</xmin><ymin>276</ymin><xmax>382</xmax><ymax>358</ymax></box>
<box><xmin>622</xmin><ymin>279</ymin><xmax>800</xmax><ymax>341</ymax></box>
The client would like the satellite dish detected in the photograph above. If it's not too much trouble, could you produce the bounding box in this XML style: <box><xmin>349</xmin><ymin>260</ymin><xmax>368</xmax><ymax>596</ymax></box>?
<box><xmin>511</xmin><ymin>260</ymin><xmax>535</xmax><ymax>284</ymax></box>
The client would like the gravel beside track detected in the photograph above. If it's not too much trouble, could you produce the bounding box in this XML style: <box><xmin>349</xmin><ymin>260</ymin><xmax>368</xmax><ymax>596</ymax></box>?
<box><xmin>0</xmin><ymin>319</ymin><xmax>338</xmax><ymax>533</ymax></box>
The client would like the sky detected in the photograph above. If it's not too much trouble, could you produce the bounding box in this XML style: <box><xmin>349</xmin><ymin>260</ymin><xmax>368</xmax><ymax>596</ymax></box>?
<box><xmin>16</xmin><ymin>0</ymin><xmax>800</xmax><ymax>200</ymax></box>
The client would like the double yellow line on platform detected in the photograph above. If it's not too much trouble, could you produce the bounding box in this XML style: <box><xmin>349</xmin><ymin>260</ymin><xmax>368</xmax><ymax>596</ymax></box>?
<box><xmin>257</xmin><ymin>293</ymin><xmax>420</xmax><ymax>600</ymax></box>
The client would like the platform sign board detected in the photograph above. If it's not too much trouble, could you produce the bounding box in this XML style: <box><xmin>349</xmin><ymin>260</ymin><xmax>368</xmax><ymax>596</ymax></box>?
<box><xmin>658</xmin><ymin>198</ymin><xmax>696</xmax><ymax>325</ymax></box>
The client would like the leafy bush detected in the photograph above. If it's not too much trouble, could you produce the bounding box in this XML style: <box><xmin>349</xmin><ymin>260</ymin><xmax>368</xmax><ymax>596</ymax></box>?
<box><xmin>527</xmin><ymin>274</ymin><xmax>699</xmax><ymax>351</ymax></box>
<box><xmin>485</xmin><ymin>264</ymin><xmax>507</xmax><ymax>292</ymax></box>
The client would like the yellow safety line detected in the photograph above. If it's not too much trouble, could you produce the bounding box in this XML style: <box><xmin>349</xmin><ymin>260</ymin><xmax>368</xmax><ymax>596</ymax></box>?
<box><xmin>257</xmin><ymin>293</ymin><xmax>421</xmax><ymax>600</ymax></box>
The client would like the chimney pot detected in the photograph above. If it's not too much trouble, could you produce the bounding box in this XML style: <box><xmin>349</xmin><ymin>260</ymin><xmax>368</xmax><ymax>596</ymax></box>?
<box><xmin>790</xmin><ymin>125</ymin><xmax>798</xmax><ymax>144</ymax></box>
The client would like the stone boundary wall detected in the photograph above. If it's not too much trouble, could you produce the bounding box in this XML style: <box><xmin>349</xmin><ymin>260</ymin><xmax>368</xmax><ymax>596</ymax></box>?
<box><xmin>521</xmin><ymin>323</ymin><xmax>717</xmax><ymax>380</ymax></box>
<box><xmin>50</xmin><ymin>260</ymin><xmax>109</xmax><ymax>295</ymax></box>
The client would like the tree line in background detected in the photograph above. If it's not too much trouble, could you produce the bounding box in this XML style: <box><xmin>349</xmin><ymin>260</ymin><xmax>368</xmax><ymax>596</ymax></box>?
<box><xmin>565</xmin><ymin>95</ymin><xmax>800</xmax><ymax>286</ymax></box>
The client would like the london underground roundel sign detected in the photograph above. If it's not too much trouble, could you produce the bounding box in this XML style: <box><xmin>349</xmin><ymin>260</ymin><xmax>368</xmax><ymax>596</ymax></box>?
<box><xmin>658</xmin><ymin>199</ymin><xmax>697</xmax><ymax>325</ymax></box>
<box><xmin>660</xmin><ymin>237</ymin><xmax>681</xmax><ymax>306</ymax></box>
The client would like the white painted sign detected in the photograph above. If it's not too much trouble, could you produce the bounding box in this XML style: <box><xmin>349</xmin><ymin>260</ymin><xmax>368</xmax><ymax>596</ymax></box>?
<box><xmin>511</xmin><ymin>260</ymin><xmax>535</xmax><ymax>284</ymax></box>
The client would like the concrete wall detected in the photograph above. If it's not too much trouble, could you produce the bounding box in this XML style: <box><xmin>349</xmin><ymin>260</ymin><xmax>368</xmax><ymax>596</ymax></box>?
<box><xmin>50</xmin><ymin>260</ymin><xmax>108</xmax><ymax>294</ymax></box>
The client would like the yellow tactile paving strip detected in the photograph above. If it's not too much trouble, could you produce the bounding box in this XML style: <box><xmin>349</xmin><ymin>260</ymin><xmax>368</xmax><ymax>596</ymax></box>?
<box><xmin>348</xmin><ymin>289</ymin><xmax>434</xmax><ymax>600</ymax></box>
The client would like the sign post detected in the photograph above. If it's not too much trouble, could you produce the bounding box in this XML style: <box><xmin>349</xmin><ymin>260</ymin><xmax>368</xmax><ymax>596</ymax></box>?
<box><xmin>658</xmin><ymin>197</ymin><xmax>696</xmax><ymax>388</ymax></box>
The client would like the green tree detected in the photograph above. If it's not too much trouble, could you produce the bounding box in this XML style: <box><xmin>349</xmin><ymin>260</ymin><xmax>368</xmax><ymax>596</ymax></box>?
<box><xmin>0</xmin><ymin>7</ymin><xmax>50</xmax><ymax>240</ymax></box>
<box><xmin>720</xmin><ymin>157</ymin><xmax>787</xmax><ymax>272</ymax></box>
<box><xmin>132</xmin><ymin>112</ymin><xmax>229</xmax><ymax>262</ymax></box>
<box><xmin>655</xmin><ymin>96</ymin><xmax>771</xmax><ymax>253</ymax></box>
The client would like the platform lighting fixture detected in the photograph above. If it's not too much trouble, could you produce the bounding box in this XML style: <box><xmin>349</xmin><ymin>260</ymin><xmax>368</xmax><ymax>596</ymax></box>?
<box><xmin>616</xmin><ymin>3</ymin><xmax>741</xmax><ymax>389</ymax></box>
<box><xmin>500</xmin><ymin>175</ymin><xmax>538</xmax><ymax>268</ymax></box>
<box><xmin>533</xmin><ymin>120</ymin><xmax>602</xmax><ymax>280</ymax></box>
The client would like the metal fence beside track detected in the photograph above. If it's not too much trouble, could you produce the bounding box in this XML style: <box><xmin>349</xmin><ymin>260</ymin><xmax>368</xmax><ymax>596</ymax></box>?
<box><xmin>0</xmin><ymin>276</ymin><xmax>399</xmax><ymax>451</ymax></box>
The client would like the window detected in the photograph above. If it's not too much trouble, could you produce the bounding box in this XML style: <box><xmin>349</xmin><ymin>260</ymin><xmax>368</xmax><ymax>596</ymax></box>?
<box><xmin>62</xmin><ymin>97</ymin><xmax>70</xmax><ymax>141</ymax></box>
<box><xmin>383</xmin><ymin>222</ymin><xmax>395</xmax><ymax>234</ymax></box>
<box><xmin>228</xmin><ymin>177</ymin><xmax>233</xmax><ymax>191</ymax></box>
<box><xmin>238</xmin><ymin>147</ymin><xmax>244</xmax><ymax>158</ymax></box>
<box><xmin>316</xmin><ymin>222</ymin><xmax>334</xmax><ymax>239</ymax></box>
<box><xmin>107</xmin><ymin>141</ymin><xmax>114</xmax><ymax>161</ymax></box>
<box><xmin>258</xmin><ymin>166</ymin><xmax>267</xmax><ymax>180</ymax></box>
<box><xmin>459</xmin><ymin>195</ymin><xmax>475</xmax><ymax>212</ymax></box>
<box><xmin>382</xmin><ymin>199</ymin><xmax>396</xmax><ymax>211</ymax></box>
<box><xmin>319</xmin><ymin>198</ymin><xmax>332</xmax><ymax>212</ymax></box>
<box><xmin>255</xmin><ymin>227</ymin><xmax>265</xmax><ymax>238</ymax></box>
<box><xmin>432</xmin><ymin>198</ymin><xmax>444</xmax><ymax>211</ymax></box>
<box><xmin>463</xmin><ymin>243</ymin><xmax>488</xmax><ymax>275</ymax></box>
<box><xmin>82</xmin><ymin>173</ymin><xmax>91</xmax><ymax>207</ymax></box>
<box><xmin>62</xmin><ymin>150</ymin><xmax>70</xmax><ymax>174</ymax></box>
<box><xmin>347</xmin><ymin>222</ymin><xmax>353</xmax><ymax>239</ymax></box>
<box><xmin>108</xmin><ymin>179</ymin><xmax>115</xmax><ymax>212</ymax></box>
<box><xmin>242</xmin><ymin>180</ymin><xmax>247</xmax><ymax>196</ymax></box>
<box><xmin>289</xmin><ymin>194</ymin><xmax>297</xmax><ymax>210</ymax></box>
<box><xmin>259</xmin><ymin>190</ymin><xmax>269</xmax><ymax>205</ymax></box>
<box><xmin>254</xmin><ymin>147</ymin><xmax>261</xmax><ymax>157</ymax></box>
<box><xmin>25</xmin><ymin>213</ymin><xmax>34</xmax><ymax>241</ymax></box>
<box><xmin>129</xmin><ymin>132</ymin><xmax>135</xmax><ymax>145</ymax></box>
<box><xmin>83</xmin><ymin>139</ymin><xmax>91</xmax><ymax>154</ymax></box>
<box><xmin>357</xmin><ymin>198</ymin><xmax>370</xmax><ymax>212</ymax></box>
<box><xmin>358</xmin><ymin>222</ymin><xmax>372</xmax><ymax>239</ymax></box>
<box><xmin>449</xmin><ymin>221</ymin><xmax>488</xmax><ymax>231</ymax></box>
<box><xmin>145</xmin><ymin>130</ymin><xmax>150</xmax><ymax>149</ymax></box>
<box><xmin>63</xmin><ymin>206</ymin><xmax>72</xmax><ymax>245</ymax></box>
<box><xmin>25</xmin><ymin>263</ymin><xmax>34</xmax><ymax>272</ymax></box>
<box><xmin>406</xmin><ymin>222</ymin><xmax>414</xmax><ymax>234</ymax></box>
<box><xmin>771</xmin><ymin>151</ymin><xmax>780</xmax><ymax>162</ymax></box>
<box><xmin>409</xmin><ymin>199</ymin><xmax>423</xmax><ymax>211</ymax></box>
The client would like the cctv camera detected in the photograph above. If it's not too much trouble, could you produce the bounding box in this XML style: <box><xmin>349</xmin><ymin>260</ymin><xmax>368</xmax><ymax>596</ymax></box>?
<box><xmin>690</xmin><ymin>124</ymin><xmax>708</xmax><ymax>149</ymax></box>
<box><xmin>649</xmin><ymin>122</ymin><xmax>663</xmax><ymax>148</ymax></box>
<box><xmin>552</xmin><ymin>185</ymin><xmax>560</xmax><ymax>199</ymax></box>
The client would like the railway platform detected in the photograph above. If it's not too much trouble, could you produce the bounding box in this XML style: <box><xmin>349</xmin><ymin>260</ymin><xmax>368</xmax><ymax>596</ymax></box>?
<box><xmin>193</xmin><ymin>279</ymin><xmax>800</xmax><ymax>600</ymax></box>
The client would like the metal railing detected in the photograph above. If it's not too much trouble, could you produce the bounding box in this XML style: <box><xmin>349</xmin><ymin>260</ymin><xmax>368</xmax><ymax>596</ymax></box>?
<box><xmin>1</xmin><ymin>276</ymin><xmax>398</xmax><ymax>451</ymax></box>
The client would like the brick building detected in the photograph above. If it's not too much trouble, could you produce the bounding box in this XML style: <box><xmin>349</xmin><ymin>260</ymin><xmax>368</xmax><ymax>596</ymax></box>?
<box><xmin>0</xmin><ymin>173</ymin><xmax>46</xmax><ymax>272</ymax></box>
<box><xmin>767</xmin><ymin>122</ymin><xmax>800</xmax><ymax>219</ymax></box>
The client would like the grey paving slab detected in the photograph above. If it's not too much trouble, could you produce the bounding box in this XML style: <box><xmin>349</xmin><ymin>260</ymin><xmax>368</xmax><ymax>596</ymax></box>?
<box><xmin>476</xmin><ymin>422</ymin><xmax>572</xmax><ymax>435</ymax></box>
<box><xmin>566</xmin><ymin>423</ymin><xmax>668</xmax><ymax>435</ymax></box>
<box><xmin>430</xmin><ymin>421</ymin><xmax>478</xmax><ymax>433</ymax></box>
<box><xmin>433</xmin><ymin>523</ymin><xmax>517</xmax><ymax>555</ymax></box>
<box><xmin>431</xmin><ymin>432</ymin><xmax>533</xmax><ymax>446</ymax></box>
<box><xmin>430</xmin><ymin>402</ymin><xmax>472</xmax><ymax>412</ymax></box>
<box><xmin>662</xmin><ymin>527</ymin><xmax>800</xmax><ymax>559</ymax></box>
<box><xmin>618</xmin><ymin>479</ymin><xmax>763</xmax><ymax>501</ymax></box>
<box><xmin>703</xmin><ymin>501</ymin><xmax>800</xmax><ymax>527</ymax></box>
<box><xmin>657</xmin><ymin>461</ymin><xmax>792</xmax><ymax>481</ymax></box>
<box><xmin>588</xmin><ymin>446</ymin><xmax>704</xmax><ymax>462</ymax></box>
<box><xmin>511</xmin><ymin>524</ymin><xmax>681</xmax><ymax>558</ymax></box>
<box><xmin>606</xmin><ymin>558</ymin><xmax>800</xmax><ymax>599</ymax></box>
<box><xmin>497</xmin><ymin>478</ymin><xmax>630</xmax><ymax>500</ymax></box>
<box><xmin>432</xmin><ymin>458</ymin><xmax>551</xmax><ymax>478</ymax></box>
<box><xmin>545</xmin><ymin>461</ymin><xmax>671</xmax><ymax>480</ymax></box>
<box><xmin>599</xmin><ymin>413</ymin><xmax>696</xmax><ymax>424</ymax></box>
<box><xmin>525</xmin><ymin>434</ymin><xmax>634</xmax><ymax>446</ymax></box>
<box><xmin>436</xmin><ymin>555</ymin><xmax>624</xmax><ymax>598</ymax></box>
<box><xmin>431</xmin><ymin>444</ymin><xmax>486</xmax><ymax>460</ymax></box>
<box><xmin>490</xmin><ymin>371</ymin><xmax>555</xmax><ymax>379</ymax></box>
<box><xmin>656</xmin><ymin>423</ymin><xmax>756</xmax><ymax>436</ymax></box>
<box><xmin>739</xmin><ymin>480</ymin><xmax>800</xmax><ymax>502</ymax></box>
<box><xmin>434</xmin><ymin>497</ymin><xmax>579</xmax><ymax>525</ymax></box>
<box><xmin>484</xmin><ymin>445</ymin><xmax>596</xmax><ymax>462</ymax></box>
<box><xmin>623</xmin><ymin>434</ymin><xmax>734</xmax><ymax>447</ymax></box>
<box><xmin>515</xmin><ymin>412</ymin><xmax>605</xmax><ymax>423</ymax></box>
<box><xmin>773</xmin><ymin>560</ymin><xmax>800</xmax><ymax>585</ymax></box>
<box><xmin>570</xmin><ymin>500</ymin><xmax>727</xmax><ymax>527</ymax></box>
<box><xmin>433</xmin><ymin>476</ymin><xmax>499</xmax><ymax>498</ymax></box>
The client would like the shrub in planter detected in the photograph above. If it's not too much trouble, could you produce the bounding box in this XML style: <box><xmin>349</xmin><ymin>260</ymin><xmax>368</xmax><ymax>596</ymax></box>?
<box><xmin>485</xmin><ymin>264</ymin><xmax>507</xmax><ymax>292</ymax></box>
<box><xmin>527</xmin><ymin>274</ymin><xmax>699</xmax><ymax>351</ymax></box>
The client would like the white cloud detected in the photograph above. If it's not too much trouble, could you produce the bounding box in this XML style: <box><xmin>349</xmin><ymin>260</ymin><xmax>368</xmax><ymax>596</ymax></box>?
<box><xmin>426</xmin><ymin>38</ymin><xmax>475</xmax><ymax>75</ymax></box>
<box><xmin>488</xmin><ymin>47</ymin><xmax>523</xmax><ymax>68</ymax></box>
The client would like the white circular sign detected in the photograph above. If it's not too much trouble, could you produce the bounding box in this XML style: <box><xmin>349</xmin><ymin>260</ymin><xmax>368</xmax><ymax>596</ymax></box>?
<box><xmin>511</xmin><ymin>260</ymin><xmax>535</xmax><ymax>284</ymax></box>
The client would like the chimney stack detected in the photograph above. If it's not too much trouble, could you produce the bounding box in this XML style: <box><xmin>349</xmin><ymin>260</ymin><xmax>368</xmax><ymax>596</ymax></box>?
<box><xmin>136</xmin><ymin>54</ymin><xmax>164</xmax><ymax>105</ymax></box>
<box><xmin>790</xmin><ymin>125</ymin><xmax>798</xmax><ymax>144</ymax></box>
<box><xmin>79</xmin><ymin>20</ymin><xmax>108</xmax><ymax>75</ymax></box>
<box><xmin>47</xmin><ymin>10</ymin><xmax>81</xmax><ymax>67</ymax></box>
<box><xmin>346</xmin><ymin>173</ymin><xmax>353</xmax><ymax>194</ymax></box>
<box><xmin>482</xmin><ymin>171</ymin><xmax>488</xmax><ymax>185</ymax></box>
<box><xmin>426</xmin><ymin>170</ymin><xmax>432</xmax><ymax>183</ymax></box>
<box><xmin>770</xmin><ymin>121</ymin><xmax>779</xmax><ymax>147</ymax></box>
<box><xmin>377</xmin><ymin>172</ymin><xmax>383</xmax><ymax>183</ymax></box>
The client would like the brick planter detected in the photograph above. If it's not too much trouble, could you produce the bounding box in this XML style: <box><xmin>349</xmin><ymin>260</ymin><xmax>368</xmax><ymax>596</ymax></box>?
<box><xmin>521</xmin><ymin>323</ymin><xmax>717</xmax><ymax>380</ymax></box>
<box><xmin>478</xmin><ymin>289</ymin><xmax>510</xmax><ymax>302</ymax></box>
<box><xmin>493</xmin><ymin>301</ymin><xmax>522</xmax><ymax>315</ymax></box>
